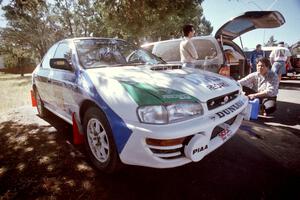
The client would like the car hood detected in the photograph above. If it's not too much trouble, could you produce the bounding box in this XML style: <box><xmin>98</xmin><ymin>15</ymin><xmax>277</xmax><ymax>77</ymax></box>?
<box><xmin>86</xmin><ymin>65</ymin><xmax>241</xmax><ymax>103</ymax></box>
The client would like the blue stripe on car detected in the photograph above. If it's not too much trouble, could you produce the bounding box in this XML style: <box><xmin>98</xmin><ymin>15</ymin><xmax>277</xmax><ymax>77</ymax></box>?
<box><xmin>81</xmin><ymin>72</ymin><xmax>132</xmax><ymax>154</ymax></box>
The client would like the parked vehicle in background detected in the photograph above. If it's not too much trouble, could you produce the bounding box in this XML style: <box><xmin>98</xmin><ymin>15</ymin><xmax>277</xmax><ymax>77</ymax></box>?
<box><xmin>290</xmin><ymin>41</ymin><xmax>300</xmax><ymax>74</ymax></box>
<box><xmin>142</xmin><ymin>11</ymin><xmax>285</xmax><ymax>80</ymax></box>
<box><xmin>32</xmin><ymin>37</ymin><xmax>249</xmax><ymax>172</ymax></box>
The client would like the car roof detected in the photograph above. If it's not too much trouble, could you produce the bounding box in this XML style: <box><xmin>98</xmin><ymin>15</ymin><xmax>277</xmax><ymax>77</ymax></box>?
<box><xmin>261</xmin><ymin>46</ymin><xmax>283</xmax><ymax>51</ymax></box>
<box><xmin>141</xmin><ymin>36</ymin><xmax>215</xmax><ymax>47</ymax></box>
<box><xmin>61</xmin><ymin>37</ymin><xmax>127</xmax><ymax>43</ymax></box>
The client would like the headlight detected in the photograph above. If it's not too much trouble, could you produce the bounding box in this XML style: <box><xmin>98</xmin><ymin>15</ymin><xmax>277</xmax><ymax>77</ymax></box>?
<box><xmin>138</xmin><ymin>102</ymin><xmax>203</xmax><ymax>124</ymax></box>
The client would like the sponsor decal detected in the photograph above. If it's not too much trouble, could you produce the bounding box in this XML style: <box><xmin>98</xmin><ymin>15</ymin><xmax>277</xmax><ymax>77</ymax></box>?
<box><xmin>215</xmin><ymin>100</ymin><xmax>244</xmax><ymax>118</ymax></box>
<box><xmin>181</xmin><ymin>74</ymin><xmax>229</xmax><ymax>91</ymax></box>
<box><xmin>207</xmin><ymin>82</ymin><xmax>229</xmax><ymax>90</ymax></box>
<box><xmin>192</xmin><ymin>145</ymin><xmax>208</xmax><ymax>155</ymax></box>
<box><xmin>203</xmin><ymin>75</ymin><xmax>230</xmax><ymax>90</ymax></box>
<box><xmin>219</xmin><ymin>129</ymin><xmax>231</xmax><ymax>141</ymax></box>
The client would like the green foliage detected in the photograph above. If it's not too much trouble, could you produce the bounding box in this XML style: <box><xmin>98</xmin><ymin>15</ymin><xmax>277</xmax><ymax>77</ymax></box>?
<box><xmin>1</xmin><ymin>0</ymin><xmax>64</xmax><ymax>61</ymax></box>
<box><xmin>100</xmin><ymin>0</ymin><xmax>213</xmax><ymax>44</ymax></box>
<box><xmin>3</xmin><ymin>54</ymin><xmax>18</xmax><ymax>68</ymax></box>
<box><xmin>1</xmin><ymin>0</ymin><xmax>213</xmax><ymax>62</ymax></box>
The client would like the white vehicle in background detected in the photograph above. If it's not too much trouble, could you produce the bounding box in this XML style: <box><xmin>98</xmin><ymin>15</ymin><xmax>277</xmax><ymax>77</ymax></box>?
<box><xmin>142</xmin><ymin>11</ymin><xmax>285</xmax><ymax>80</ymax></box>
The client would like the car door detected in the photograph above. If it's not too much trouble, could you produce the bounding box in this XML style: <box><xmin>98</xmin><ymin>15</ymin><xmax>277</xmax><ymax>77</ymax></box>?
<box><xmin>50</xmin><ymin>41</ymin><xmax>78</xmax><ymax>123</ymax></box>
<box><xmin>34</xmin><ymin>43</ymin><xmax>58</xmax><ymax>108</ymax></box>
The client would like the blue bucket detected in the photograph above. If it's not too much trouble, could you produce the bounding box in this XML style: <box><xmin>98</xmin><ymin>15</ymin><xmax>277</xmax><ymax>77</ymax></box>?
<box><xmin>249</xmin><ymin>98</ymin><xmax>260</xmax><ymax>120</ymax></box>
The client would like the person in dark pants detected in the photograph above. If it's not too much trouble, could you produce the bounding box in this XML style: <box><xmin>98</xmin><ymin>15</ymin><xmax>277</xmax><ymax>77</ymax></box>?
<box><xmin>238</xmin><ymin>57</ymin><xmax>279</xmax><ymax>116</ymax></box>
<box><xmin>250</xmin><ymin>44</ymin><xmax>265</xmax><ymax>72</ymax></box>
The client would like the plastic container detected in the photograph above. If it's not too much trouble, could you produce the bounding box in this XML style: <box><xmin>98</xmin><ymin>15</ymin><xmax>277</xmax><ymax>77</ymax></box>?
<box><xmin>249</xmin><ymin>98</ymin><xmax>260</xmax><ymax>120</ymax></box>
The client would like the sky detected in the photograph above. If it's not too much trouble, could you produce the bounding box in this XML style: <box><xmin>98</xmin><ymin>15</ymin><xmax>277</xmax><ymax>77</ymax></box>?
<box><xmin>0</xmin><ymin>0</ymin><xmax>299</xmax><ymax>49</ymax></box>
<box><xmin>202</xmin><ymin>0</ymin><xmax>300</xmax><ymax>49</ymax></box>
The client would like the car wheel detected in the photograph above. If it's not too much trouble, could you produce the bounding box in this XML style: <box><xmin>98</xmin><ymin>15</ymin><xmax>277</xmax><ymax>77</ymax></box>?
<box><xmin>83</xmin><ymin>107</ymin><xmax>121</xmax><ymax>173</ymax></box>
<box><xmin>35</xmin><ymin>89</ymin><xmax>49</xmax><ymax>118</ymax></box>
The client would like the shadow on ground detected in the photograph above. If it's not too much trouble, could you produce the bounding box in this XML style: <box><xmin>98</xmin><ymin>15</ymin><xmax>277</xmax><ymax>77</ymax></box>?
<box><xmin>256</xmin><ymin>100</ymin><xmax>300</xmax><ymax>137</ymax></box>
<box><xmin>0</xmin><ymin>110</ymin><xmax>299</xmax><ymax>200</ymax></box>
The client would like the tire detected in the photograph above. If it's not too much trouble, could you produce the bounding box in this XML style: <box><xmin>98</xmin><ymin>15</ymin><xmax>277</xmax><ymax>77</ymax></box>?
<box><xmin>35</xmin><ymin>89</ymin><xmax>49</xmax><ymax>118</ymax></box>
<box><xmin>83</xmin><ymin>106</ymin><xmax>121</xmax><ymax>173</ymax></box>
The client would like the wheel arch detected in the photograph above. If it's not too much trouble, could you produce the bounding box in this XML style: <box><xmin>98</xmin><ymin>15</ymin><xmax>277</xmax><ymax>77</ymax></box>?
<box><xmin>79</xmin><ymin>98</ymin><xmax>132</xmax><ymax>155</ymax></box>
<box><xmin>79</xmin><ymin>99</ymin><xmax>101</xmax><ymax>123</ymax></box>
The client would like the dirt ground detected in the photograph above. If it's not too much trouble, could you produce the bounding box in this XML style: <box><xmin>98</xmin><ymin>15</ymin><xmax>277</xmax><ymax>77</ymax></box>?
<box><xmin>0</xmin><ymin>106</ymin><xmax>299</xmax><ymax>200</ymax></box>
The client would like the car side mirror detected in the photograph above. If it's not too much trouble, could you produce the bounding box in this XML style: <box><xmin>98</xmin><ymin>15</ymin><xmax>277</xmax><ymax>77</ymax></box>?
<box><xmin>50</xmin><ymin>58</ymin><xmax>73</xmax><ymax>71</ymax></box>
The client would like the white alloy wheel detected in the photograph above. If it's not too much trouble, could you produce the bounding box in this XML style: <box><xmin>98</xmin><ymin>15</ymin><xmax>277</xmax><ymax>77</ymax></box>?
<box><xmin>86</xmin><ymin>118</ymin><xmax>110</xmax><ymax>163</ymax></box>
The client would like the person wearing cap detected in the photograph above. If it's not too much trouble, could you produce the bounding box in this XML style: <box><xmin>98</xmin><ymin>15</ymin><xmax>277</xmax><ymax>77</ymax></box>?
<box><xmin>180</xmin><ymin>24</ymin><xmax>198</xmax><ymax>68</ymax></box>
<box><xmin>250</xmin><ymin>44</ymin><xmax>265</xmax><ymax>72</ymax></box>
<box><xmin>238</xmin><ymin>57</ymin><xmax>279</xmax><ymax>116</ymax></box>
<box><xmin>269</xmin><ymin>41</ymin><xmax>292</xmax><ymax>80</ymax></box>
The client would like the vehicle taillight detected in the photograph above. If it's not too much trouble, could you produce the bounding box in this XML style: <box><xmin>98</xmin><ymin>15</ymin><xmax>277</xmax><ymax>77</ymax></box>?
<box><xmin>219</xmin><ymin>64</ymin><xmax>230</xmax><ymax>77</ymax></box>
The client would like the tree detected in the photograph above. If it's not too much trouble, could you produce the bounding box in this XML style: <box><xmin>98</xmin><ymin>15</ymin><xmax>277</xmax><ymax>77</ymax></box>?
<box><xmin>0</xmin><ymin>0</ymin><xmax>66</xmax><ymax>75</ymax></box>
<box><xmin>265</xmin><ymin>35</ymin><xmax>277</xmax><ymax>47</ymax></box>
<box><xmin>100</xmin><ymin>0</ymin><xmax>213</xmax><ymax>44</ymax></box>
<box><xmin>0</xmin><ymin>0</ymin><xmax>213</xmax><ymax>75</ymax></box>
<box><xmin>52</xmin><ymin>0</ymin><xmax>105</xmax><ymax>37</ymax></box>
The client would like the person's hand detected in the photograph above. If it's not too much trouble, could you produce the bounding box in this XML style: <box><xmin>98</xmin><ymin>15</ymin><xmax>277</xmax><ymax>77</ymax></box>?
<box><xmin>248</xmin><ymin>94</ymin><xmax>256</xmax><ymax>100</ymax></box>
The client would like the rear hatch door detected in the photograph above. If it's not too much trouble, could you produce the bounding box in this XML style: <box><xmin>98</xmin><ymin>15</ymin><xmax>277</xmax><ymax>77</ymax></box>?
<box><xmin>215</xmin><ymin>11</ymin><xmax>285</xmax><ymax>40</ymax></box>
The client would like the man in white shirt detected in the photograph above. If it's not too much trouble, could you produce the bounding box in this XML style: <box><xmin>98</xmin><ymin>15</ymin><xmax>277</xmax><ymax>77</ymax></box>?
<box><xmin>269</xmin><ymin>41</ymin><xmax>291</xmax><ymax>80</ymax></box>
<box><xmin>180</xmin><ymin>24</ymin><xmax>198</xmax><ymax>68</ymax></box>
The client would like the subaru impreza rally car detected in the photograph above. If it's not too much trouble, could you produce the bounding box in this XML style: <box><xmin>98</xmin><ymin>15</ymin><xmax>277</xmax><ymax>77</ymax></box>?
<box><xmin>32</xmin><ymin>38</ymin><xmax>248</xmax><ymax>172</ymax></box>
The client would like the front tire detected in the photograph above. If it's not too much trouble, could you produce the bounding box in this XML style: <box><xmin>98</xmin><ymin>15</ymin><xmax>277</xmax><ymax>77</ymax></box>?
<box><xmin>83</xmin><ymin>107</ymin><xmax>121</xmax><ymax>173</ymax></box>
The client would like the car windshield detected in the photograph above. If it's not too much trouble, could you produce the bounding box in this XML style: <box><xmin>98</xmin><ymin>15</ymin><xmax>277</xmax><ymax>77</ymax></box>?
<box><xmin>75</xmin><ymin>39</ymin><xmax>165</xmax><ymax>68</ymax></box>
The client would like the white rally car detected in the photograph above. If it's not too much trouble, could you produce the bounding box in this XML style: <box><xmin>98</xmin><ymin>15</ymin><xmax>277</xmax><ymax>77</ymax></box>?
<box><xmin>32</xmin><ymin>38</ymin><xmax>248</xmax><ymax>172</ymax></box>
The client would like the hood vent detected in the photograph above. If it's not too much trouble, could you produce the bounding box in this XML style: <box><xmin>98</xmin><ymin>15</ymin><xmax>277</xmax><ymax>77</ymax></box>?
<box><xmin>151</xmin><ymin>65</ymin><xmax>182</xmax><ymax>71</ymax></box>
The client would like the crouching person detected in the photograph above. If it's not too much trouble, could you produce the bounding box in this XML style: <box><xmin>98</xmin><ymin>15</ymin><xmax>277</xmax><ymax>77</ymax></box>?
<box><xmin>238</xmin><ymin>57</ymin><xmax>279</xmax><ymax>116</ymax></box>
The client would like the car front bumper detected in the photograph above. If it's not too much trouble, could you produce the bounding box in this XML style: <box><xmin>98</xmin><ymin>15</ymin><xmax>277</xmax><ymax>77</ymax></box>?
<box><xmin>119</xmin><ymin>96</ymin><xmax>248</xmax><ymax>168</ymax></box>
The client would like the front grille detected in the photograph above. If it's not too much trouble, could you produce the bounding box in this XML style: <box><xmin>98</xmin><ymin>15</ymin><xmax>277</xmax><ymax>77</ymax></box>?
<box><xmin>210</xmin><ymin>115</ymin><xmax>237</xmax><ymax>140</ymax></box>
<box><xmin>207</xmin><ymin>90</ymin><xmax>239</xmax><ymax>110</ymax></box>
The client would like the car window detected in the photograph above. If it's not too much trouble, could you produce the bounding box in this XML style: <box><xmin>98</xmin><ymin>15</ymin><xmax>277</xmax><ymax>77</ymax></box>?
<box><xmin>153</xmin><ymin>41</ymin><xmax>181</xmax><ymax>62</ymax></box>
<box><xmin>41</xmin><ymin>43</ymin><xmax>58</xmax><ymax>69</ymax></box>
<box><xmin>54</xmin><ymin>42</ymin><xmax>72</xmax><ymax>63</ymax></box>
<box><xmin>75</xmin><ymin>39</ymin><xmax>164</xmax><ymax>68</ymax></box>
<box><xmin>142</xmin><ymin>44</ymin><xmax>154</xmax><ymax>52</ymax></box>
<box><xmin>153</xmin><ymin>39</ymin><xmax>218</xmax><ymax>62</ymax></box>
<box><xmin>291</xmin><ymin>46</ymin><xmax>300</xmax><ymax>55</ymax></box>
<box><xmin>222</xmin><ymin>18</ymin><xmax>253</xmax><ymax>34</ymax></box>
<box><xmin>192</xmin><ymin>39</ymin><xmax>218</xmax><ymax>60</ymax></box>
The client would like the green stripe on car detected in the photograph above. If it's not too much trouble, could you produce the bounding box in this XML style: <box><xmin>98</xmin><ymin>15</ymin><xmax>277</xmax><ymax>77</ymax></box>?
<box><xmin>121</xmin><ymin>81</ymin><xmax>198</xmax><ymax>105</ymax></box>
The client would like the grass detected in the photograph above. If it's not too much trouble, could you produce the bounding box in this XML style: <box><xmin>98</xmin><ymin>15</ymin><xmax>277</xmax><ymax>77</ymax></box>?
<box><xmin>0</xmin><ymin>72</ymin><xmax>32</xmax><ymax>113</ymax></box>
